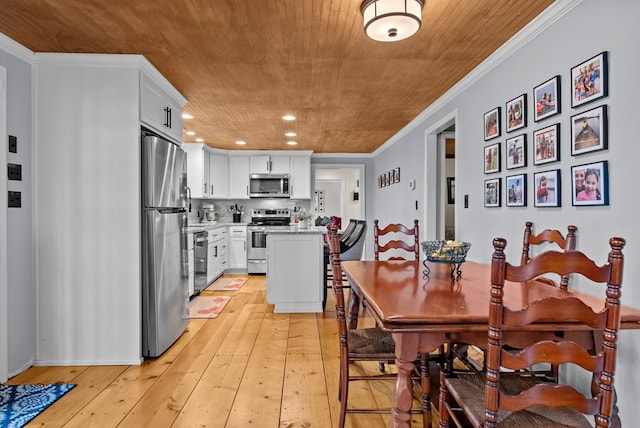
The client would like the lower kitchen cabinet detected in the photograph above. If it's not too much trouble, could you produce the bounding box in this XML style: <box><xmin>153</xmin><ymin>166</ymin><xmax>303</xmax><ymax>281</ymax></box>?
<box><xmin>266</xmin><ymin>231</ymin><xmax>324</xmax><ymax>313</ymax></box>
<box><xmin>228</xmin><ymin>225</ymin><xmax>247</xmax><ymax>270</ymax></box>
<box><xmin>207</xmin><ymin>226</ymin><xmax>228</xmax><ymax>284</ymax></box>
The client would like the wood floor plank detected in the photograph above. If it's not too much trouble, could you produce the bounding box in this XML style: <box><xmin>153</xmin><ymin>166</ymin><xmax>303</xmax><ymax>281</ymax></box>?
<box><xmin>7</xmin><ymin>275</ymin><xmax>436</xmax><ymax>428</ymax></box>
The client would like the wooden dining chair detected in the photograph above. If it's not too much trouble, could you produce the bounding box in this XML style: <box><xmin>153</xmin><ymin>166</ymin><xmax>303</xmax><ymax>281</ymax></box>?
<box><xmin>374</xmin><ymin>219</ymin><xmax>420</xmax><ymax>261</ymax></box>
<box><xmin>439</xmin><ymin>235</ymin><xmax>626</xmax><ymax>428</ymax></box>
<box><xmin>327</xmin><ymin>225</ymin><xmax>430</xmax><ymax>428</ymax></box>
<box><xmin>521</xmin><ymin>221</ymin><xmax>577</xmax><ymax>289</ymax></box>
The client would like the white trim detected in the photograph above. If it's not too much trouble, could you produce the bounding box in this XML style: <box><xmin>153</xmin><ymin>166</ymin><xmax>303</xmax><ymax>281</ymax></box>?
<box><xmin>311</xmin><ymin>152</ymin><xmax>373</xmax><ymax>159</ymax></box>
<box><xmin>374</xmin><ymin>0</ymin><xmax>583</xmax><ymax>157</ymax></box>
<box><xmin>0</xmin><ymin>66</ymin><xmax>8</xmax><ymax>382</ymax></box>
<box><xmin>0</xmin><ymin>32</ymin><xmax>34</xmax><ymax>63</ymax></box>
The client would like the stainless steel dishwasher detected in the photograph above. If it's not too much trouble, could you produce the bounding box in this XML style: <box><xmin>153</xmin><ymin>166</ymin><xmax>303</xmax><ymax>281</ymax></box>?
<box><xmin>193</xmin><ymin>231</ymin><xmax>208</xmax><ymax>294</ymax></box>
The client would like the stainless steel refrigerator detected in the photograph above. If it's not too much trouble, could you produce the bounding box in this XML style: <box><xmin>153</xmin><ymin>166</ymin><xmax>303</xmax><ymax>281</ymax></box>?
<box><xmin>141</xmin><ymin>130</ymin><xmax>189</xmax><ymax>357</ymax></box>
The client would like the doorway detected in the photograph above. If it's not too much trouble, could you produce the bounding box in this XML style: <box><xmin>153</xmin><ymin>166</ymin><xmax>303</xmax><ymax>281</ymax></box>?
<box><xmin>312</xmin><ymin>164</ymin><xmax>365</xmax><ymax>228</ymax></box>
<box><xmin>1</xmin><ymin>66</ymin><xmax>8</xmax><ymax>382</ymax></box>
<box><xmin>423</xmin><ymin>111</ymin><xmax>457</xmax><ymax>241</ymax></box>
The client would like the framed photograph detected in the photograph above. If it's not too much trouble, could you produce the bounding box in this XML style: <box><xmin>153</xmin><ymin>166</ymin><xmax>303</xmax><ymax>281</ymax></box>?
<box><xmin>385</xmin><ymin>172</ymin><xmax>390</xmax><ymax>186</ymax></box>
<box><xmin>484</xmin><ymin>178</ymin><xmax>501</xmax><ymax>208</ymax></box>
<box><xmin>534</xmin><ymin>75</ymin><xmax>561</xmax><ymax>122</ymax></box>
<box><xmin>484</xmin><ymin>143</ymin><xmax>501</xmax><ymax>174</ymax></box>
<box><xmin>506</xmin><ymin>94</ymin><xmax>527</xmax><ymax>133</ymax></box>
<box><xmin>377</xmin><ymin>175</ymin><xmax>381</xmax><ymax>188</ymax></box>
<box><xmin>571</xmin><ymin>51</ymin><xmax>608</xmax><ymax>108</ymax></box>
<box><xmin>390</xmin><ymin>170</ymin><xmax>395</xmax><ymax>185</ymax></box>
<box><xmin>505</xmin><ymin>134</ymin><xmax>527</xmax><ymax>170</ymax></box>
<box><xmin>533</xmin><ymin>123</ymin><xmax>560</xmax><ymax>165</ymax></box>
<box><xmin>571</xmin><ymin>105</ymin><xmax>607</xmax><ymax>156</ymax></box>
<box><xmin>484</xmin><ymin>107</ymin><xmax>501</xmax><ymax>141</ymax></box>
<box><xmin>394</xmin><ymin>167</ymin><xmax>400</xmax><ymax>183</ymax></box>
<box><xmin>533</xmin><ymin>169</ymin><xmax>561</xmax><ymax>207</ymax></box>
<box><xmin>447</xmin><ymin>177</ymin><xmax>455</xmax><ymax>204</ymax></box>
<box><xmin>572</xmin><ymin>161</ymin><xmax>609</xmax><ymax>206</ymax></box>
<box><xmin>506</xmin><ymin>174</ymin><xmax>527</xmax><ymax>207</ymax></box>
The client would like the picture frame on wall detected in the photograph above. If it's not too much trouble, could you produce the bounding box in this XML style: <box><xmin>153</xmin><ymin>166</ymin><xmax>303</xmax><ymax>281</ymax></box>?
<box><xmin>571</xmin><ymin>105</ymin><xmax>607</xmax><ymax>156</ymax></box>
<box><xmin>484</xmin><ymin>107</ymin><xmax>501</xmax><ymax>140</ymax></box>
<box><xmin>533</xmin><ymin>169</ymin><xmax>561</xmax><ymax>207</ymax></box>
<box><xmin>484</xmin><ymin>178</ymin><xmax>501</xmax><ymax>207</ymax></box>
<box><xmin>533</xmin><ymin>75</ymin><xmax>561</xmax><ymax>122</ymax></box>
<box><xmin>377</xmin><ymin>175</ymin><xmax>382</xmax><ymax>188</ymax></box>
<box><xmin>572</xmin><ymin>161</ymin><xmax>609</xmax><ymax>206</ymax></box>
<box><xmin>394</xmin><ymin>167</ymin><xmax>400</xmax><ymax>183</ymax></box>
<box><xmin>534</xmin><ymin>123</ymin><xmax>560</xmax><ymax>165</ymax></box>
<box><xmin>390</xmin><ymin>170</ymin><xmax>395</xmax><ymax>185</ymax></box>
<box><xmin>505</xmin><ymin>134</ymin><xmax>526</xmax><ymax>170</ymax></box>
<box><xmin>571</xmin><ymin>51</ymin><xmax>608</xmax><ymax>108</ymax></box>
<box><xmin>506</xmin><ymin>94</ymin><xmax>527</xmax><ymax>133</ymax></box>
<box><xmin>484</xmin><ymin>143</ymin><xmax>501</xmax><ymax>174</ymax></box>
<box><xmin>447</xmin><ymin>177</ymin><xmax>455</xmax><ymax>204</ymax></box>
<box><xmin>506</xmin><ymin>174</ymin><xmax>526</xmax><ymax>207</ymax></box>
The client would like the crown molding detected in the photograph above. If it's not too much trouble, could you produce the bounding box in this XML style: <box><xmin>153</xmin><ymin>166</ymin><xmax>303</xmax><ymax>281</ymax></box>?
<box><xmin>0</xmin><ymin>32</ymin><xmax>35</xmax><ymax>63</ymax></box>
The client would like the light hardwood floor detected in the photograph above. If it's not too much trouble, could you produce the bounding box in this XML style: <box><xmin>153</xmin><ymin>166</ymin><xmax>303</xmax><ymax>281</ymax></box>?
<box><xmin>8</xmin><ymin>275</ymin><xmax>435</xmax><ymax>427</ymax></box>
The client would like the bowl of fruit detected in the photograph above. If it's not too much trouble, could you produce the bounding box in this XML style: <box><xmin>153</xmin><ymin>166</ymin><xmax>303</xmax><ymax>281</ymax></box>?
<box><xmin>421</xmin><ymin>240</ymin><xmax>471</xmax><ymax>278</ymax></box>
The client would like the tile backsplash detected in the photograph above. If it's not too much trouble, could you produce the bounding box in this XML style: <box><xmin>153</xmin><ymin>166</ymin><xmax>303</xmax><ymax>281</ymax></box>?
<box><xmin>188</xmin><ymin>199</ymin><xmax>312</xmax><ymax>224</ymax></box>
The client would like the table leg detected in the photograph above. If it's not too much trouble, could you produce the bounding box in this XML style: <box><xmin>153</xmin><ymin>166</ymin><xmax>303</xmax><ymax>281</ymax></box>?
<box><xmin>347</xmin><ymin>288</ymin><xmax>360</xmax><ymax>329</ymax></box>
<box><xmin>391</xmin><ymin>333</ymin><xmax>420</xmax><ymax>428</ymax></box>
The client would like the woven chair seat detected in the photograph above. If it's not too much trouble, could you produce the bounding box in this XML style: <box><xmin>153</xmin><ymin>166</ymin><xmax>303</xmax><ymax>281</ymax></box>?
<box><xmin>445</xmin><ymin>373</ymin><xmax>592</xmax><ymax>428</ymax></box>
<box><xmin>347</xmin><ymin>327</ymin><xmax>395</xmax><ymax>358</ymax></box>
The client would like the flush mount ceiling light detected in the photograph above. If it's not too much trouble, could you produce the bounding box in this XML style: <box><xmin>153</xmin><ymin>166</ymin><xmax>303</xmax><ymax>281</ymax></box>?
<box><xmin>282</xmin><ymin>114</ymin><xmax>296</xmax><ymax>121</ymax></box>
<box><xmin>361</xmin><ymin>0</ymin><xmax>424</xmax><ymax>42</ymax></box>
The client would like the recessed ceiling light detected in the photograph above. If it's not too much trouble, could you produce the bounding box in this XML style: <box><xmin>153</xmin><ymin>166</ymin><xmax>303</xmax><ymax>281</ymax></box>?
<box><xmin>182</xmin><ymin>113</ymin><xmax>194</xmax><ymax>119</ymax></box>
<box><xmin>285</xmin><ymin>132</ymin><xmax>297</xmax><ymax>137</ymax></box>
<box><xmin>235</xmin><ymin>140</ymin><xmax>247</xmax><ymax>145</ymax></box>
<box><xmin>287</xmin><ymin>141</ymin><xmax>298</xmax><ymax>146</ymax></box>
<box><xmin>195</xmin><ymin>138</ymin><xmax>204</xmax><ymax>142</ymax></box>
<box><xmin>186</xmin><ymin>131</ymin><xmax>196</xmax><ymax>136</ymax></box>
<box><xmin>282</xmin><ymin>115</ymin><xmax>296</xmax><ymax>121</ymax></box>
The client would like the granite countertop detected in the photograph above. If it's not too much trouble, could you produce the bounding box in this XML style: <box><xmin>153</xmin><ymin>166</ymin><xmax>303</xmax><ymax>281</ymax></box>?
<box><xmin>269</xmin><ymin>226</ymin><xmax>326</xmax><ymax>234</ymax></box>
<box><xmin>187</xmin><ymin>222</ymin><xmax>248</xmax><ymax>232</ymax></box>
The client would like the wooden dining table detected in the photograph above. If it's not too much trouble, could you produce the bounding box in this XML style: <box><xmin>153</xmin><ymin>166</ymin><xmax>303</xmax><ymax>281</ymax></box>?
<box><xmin>341</xmin><ymin>259</ymin><xmax>640</xmax><ymax>428</ymax></box>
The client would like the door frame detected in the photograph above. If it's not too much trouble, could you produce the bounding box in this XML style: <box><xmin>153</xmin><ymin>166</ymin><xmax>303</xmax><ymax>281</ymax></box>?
<box><xmin>423</xmin><ymin>110</ymin><xmax>458</xmax><ymax>241</ymax></box>
<box><xmin>311</xmin><ymin>163</ymin><xmax>365</xmax><ymax>222</ymax></box>
<box><xmin>1</xmin><ymin>66</ymin><xmax>8</xmax><ymax>382</ymax></box>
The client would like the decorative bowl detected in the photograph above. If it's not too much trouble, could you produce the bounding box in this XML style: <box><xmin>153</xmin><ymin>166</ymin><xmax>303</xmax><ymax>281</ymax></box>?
<box><xmin>422</xmin><ymin>240</ymin><xmax>471</xmax><ymax>263</ymax></box>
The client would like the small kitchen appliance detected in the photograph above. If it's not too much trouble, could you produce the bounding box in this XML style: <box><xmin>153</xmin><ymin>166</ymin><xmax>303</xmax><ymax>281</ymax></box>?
<box><xmin>202</xmin><ymin>204</ymin><xmax>218</xmax><ymax>222</ymax></box>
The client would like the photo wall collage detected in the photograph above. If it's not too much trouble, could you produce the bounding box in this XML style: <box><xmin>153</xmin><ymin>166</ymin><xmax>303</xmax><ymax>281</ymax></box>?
<box><xmin>483</xmin><ymin>51</ymin><xmax>609</xmax><ymax>208</ymax></box>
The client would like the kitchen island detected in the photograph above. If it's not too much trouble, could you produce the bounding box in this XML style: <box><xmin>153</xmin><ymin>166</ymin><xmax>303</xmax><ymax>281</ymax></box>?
<box><xmin>266</xmin><ymin>228</ymin><xmax>325</xmax><ymax>313</ymax></box>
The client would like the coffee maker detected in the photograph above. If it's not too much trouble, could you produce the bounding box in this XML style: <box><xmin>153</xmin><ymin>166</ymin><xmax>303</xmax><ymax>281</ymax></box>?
<box><xmin>201</xmin><ymin>204</ymin><xmax>218</xmax><ymax>223</ymax></box>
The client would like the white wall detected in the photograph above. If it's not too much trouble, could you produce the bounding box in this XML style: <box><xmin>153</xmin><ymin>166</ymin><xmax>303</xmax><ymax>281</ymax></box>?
<box><xmin>372</xmin><ymin>0</ymin><xmax>640</xmax><ymax>422</ymax></box>
<box><xmin>0</xmin><ymin>36</ymin><xmax>35</xmax><ymax>378</ymax></box>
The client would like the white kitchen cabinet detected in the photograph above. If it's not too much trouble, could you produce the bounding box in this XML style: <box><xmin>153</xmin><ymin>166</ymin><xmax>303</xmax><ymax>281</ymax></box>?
<box><xmin>228</xmin><ymin>225</ymin><xmax>247</xmax><ymax>270</ymax></box>
<box><xmin>184</xmin><ymin>145</ymin><xmax>229</xmax><ymax>199</ymax></box>
<box><xmin>229</xmin><ymin>155</ymin><xmax>250</xmax><ymax>199</ymax></box>
<box><xmin>250</xmin><ymin>154</ymin><xmax>290</xmax><ymax>174</ymax></box>
<box><xmin>209</xmin><ymin>152</ymin><xmax>229</xmax><ymax>198</ymax></box>
<box><xmin>266</xmin><ymin>231</ymin><xmax>324</xmax><ymax>313</ymax></box>
<box><xmin>140</xmin><ymin>72</ymin><xmax>183</xmax><ymax>143</ymax></box>
<box><xmin>34</xmin><ymin>54</ymin><xmax>186</xmax><ymax>365</ymax></box>
<box><xmin>289</xmin><ymin>156</ymin><xmax>311</xmax><ymax>199</ymax></box>
<box><xmin>207</xmin><ymin>226</ymin><xmax>228</xmax><ymax>284</ymax></box>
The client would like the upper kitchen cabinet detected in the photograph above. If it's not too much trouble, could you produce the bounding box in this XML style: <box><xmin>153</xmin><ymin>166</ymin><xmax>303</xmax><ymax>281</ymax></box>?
<box><xmin>33</xmin><ymin>53</ymin><xmax>186</xmax><ymax>365</ymax></box>
<box><xmin>250</xmin><ymin>154</ymin><xmax>290</xmax><ymax>174</ymax></box>
<box><xmin>290</xmin><ymin>155</ymin><xmax>311</xmax><ymax>199</ymax></box>
<box><xmin>140</xmin><ymin>72</ymin><xmax>183</xmax><ymax>143</ymax></box>
<box><xmin>184</xmin><ymin>144</ymin><xmax>229</xmax><ymax>199</ymax></box>
<box><xmin>229</xmin><ymin>155</ymin><xmax>250</xmax><ymax>199</ymax></box>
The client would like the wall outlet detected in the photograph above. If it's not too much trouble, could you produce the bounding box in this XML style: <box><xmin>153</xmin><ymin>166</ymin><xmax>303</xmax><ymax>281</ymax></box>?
<box><xmin>8</xmin><ymin>163</ymin><xmax>22</xmax><ymax>181</ymax></box>
<box><xmin>8</xmin><ymin>191</ymin><xmax>21</xmax><ymax>208</ymax></box>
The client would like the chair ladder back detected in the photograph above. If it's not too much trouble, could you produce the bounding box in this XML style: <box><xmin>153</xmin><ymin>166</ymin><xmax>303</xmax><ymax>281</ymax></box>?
<box><xmin>326</xmin><ymin>225</ymin><xmax>349</xmax><ymax>346</ymax></box>
<box><xmin>521</xmin><ymin>221</ymin><xmax>578</xmax><ymax>290</ymax></box>
<box><xmin>373</xmin><ymin>219</ymin><xmax>419</xmax><ymax>261</ymax></box>
<box><xmin>485</xmin><ymin>236</ymin><xmax>626</xmax><ymax>428</ymax></box>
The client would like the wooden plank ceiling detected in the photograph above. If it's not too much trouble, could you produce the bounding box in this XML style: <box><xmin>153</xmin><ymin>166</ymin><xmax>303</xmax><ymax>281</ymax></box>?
<box><xmin>0</xmin><ymin>0</ymin><xmax>554</xmax><ymax>153</ymax></box>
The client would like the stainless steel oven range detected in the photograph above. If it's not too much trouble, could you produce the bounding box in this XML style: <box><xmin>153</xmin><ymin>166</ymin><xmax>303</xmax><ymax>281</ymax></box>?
<box><xmin>247</xmin><ymin>208</ymin><xmax>291</xmax><ymax>274</ymax></box>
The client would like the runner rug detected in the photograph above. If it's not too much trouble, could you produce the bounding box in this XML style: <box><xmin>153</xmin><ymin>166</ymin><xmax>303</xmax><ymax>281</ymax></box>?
<box><xmin>204</xmin><ymin>277</ymin><xmax>247</xmax><ymax>291</ymax></box>
<box><xmin>0</xmin><ymin>383</ymin><xmax>76</xmax><ymax>428</ymax></box>
<box><xmin>188</xmin><ymin>295</ymin><xmax>231</xmax><ymax>319</ymax></box>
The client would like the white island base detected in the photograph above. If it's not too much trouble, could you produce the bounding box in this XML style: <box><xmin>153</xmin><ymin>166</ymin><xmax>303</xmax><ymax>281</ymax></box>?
<box><xmin>266</xmin><ymin>229</ymin><xmax>324</xmax><ymax>313</ymax></box>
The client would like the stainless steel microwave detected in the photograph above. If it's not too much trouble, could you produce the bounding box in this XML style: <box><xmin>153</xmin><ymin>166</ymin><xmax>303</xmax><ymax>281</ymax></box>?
<box><xmin>249</xmin><ymin>173</ymin><xmax>290</xmax><ymax>198</ymax></box>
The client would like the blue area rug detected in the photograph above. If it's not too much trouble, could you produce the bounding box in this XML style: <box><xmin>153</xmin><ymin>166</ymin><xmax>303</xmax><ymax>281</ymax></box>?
<box><xmin>0</xmin><ymin>384</ymin><xmax>76</xmax><ymax>428</ymax></box>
